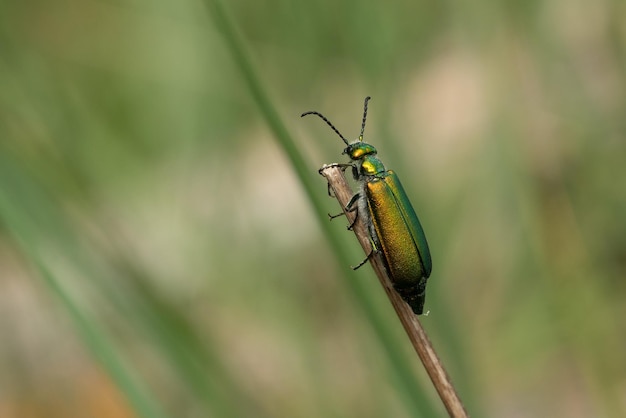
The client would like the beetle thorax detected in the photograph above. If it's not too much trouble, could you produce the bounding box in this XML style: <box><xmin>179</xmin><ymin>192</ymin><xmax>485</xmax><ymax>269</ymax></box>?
<box><xmin>359</xmin><ymin>155</ymin><xmax>386</xmax><ymax>177</ymax></box>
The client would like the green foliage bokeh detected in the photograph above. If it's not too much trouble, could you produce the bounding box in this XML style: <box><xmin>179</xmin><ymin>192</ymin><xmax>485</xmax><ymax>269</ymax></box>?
<box><xmin>0</xmin><ymin>0</ymin><xmax>625</xmax><ymax>417</ymax></box>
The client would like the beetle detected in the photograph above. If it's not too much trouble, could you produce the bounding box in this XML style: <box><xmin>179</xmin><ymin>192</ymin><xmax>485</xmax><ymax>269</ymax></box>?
<box><xmin>302</xmin><ymin>96</ymin><xmax>432</xmax><ymax>314</ymax></box>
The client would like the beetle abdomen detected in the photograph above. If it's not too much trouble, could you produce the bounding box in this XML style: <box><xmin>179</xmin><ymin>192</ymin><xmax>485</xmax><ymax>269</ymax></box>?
<box><xmin>366</xmin><ymin>171</ymin><xmax>431</xmax><ymax>314</ymax></box>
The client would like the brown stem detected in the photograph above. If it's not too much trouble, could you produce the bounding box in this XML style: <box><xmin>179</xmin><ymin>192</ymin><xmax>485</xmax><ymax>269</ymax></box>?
<box><xmin>319</xmin><ymin>164</ymin><xmax>469</xmax><ymax>418</ymax></box>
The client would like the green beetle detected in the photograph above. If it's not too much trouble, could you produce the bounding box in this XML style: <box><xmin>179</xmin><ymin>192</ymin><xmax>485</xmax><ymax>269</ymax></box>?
<box><xmin>302</xmin><ymin>97</ymin><xmax>432</xmax><ymax>314</ymax></box>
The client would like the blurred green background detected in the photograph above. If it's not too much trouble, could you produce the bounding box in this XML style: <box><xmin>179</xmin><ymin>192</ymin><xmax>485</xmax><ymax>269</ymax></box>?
<box><xmin>1</xmin><ymin>0</ymin><xmax>625</xmax><ymax>417</ymax></box>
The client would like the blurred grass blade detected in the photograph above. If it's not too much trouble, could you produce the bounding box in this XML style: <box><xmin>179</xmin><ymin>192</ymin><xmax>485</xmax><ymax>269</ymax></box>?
<box><xmin>203</xmin><ymin>0</ymin><xmax>441</xmax><ymax>415</ymax></box>
<box><xmin>106</xmin><ymin>254</ymin><xmax>266</xmax><ymax>417</ymax></box>
<box><xmin>0</xmin><ymin>156</ymin><xmax>167</xmax><ymax>418</ymax></box>
<box><xmin>0</xmin><ymin>150</ymin><xmax>259</xmax><ymax>417</ymax></box>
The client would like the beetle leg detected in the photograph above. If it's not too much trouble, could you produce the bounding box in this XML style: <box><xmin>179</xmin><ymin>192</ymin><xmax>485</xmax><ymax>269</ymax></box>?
<box><xmin>343</xmin><ymin>193</ymin><xmax>360</xmax><ymax>230</ymax></box>
<box><xmin>351</xmin><ymin>165</ymin><xmax>359</xmax><ymax>180</ymax></box>
<box><xmin>351</xmin><ymin>237</ymin><xmax>379</xmax><ymax>270</ymax></box>
<box><xmin>329</xmin><ymin>192</ymin><xmax>359</xmax><ymax>221</ymax></box>
<box><xmin>326</xmin><ymin>182</ymin><xmax>335</xmax><ymax>197</ymax></box>
<box><xmin>346</xmin><ymin>211</ymin><xmax>358</xmax><ymax>230</ymax></box>
<box><xmin>351</xmin><ymin>249</ymin><xmax>373</xmax><ymax>270</ymax></box>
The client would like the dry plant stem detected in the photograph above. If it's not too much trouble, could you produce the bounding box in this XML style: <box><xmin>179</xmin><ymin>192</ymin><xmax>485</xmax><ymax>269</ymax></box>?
<box><xmin>319</xmin><ymin>164</ymin><xmax>469</xmax><ymax>418</ymax></box>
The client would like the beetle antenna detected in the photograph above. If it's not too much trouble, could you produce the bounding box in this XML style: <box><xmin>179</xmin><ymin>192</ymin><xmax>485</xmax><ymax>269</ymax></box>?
<box><xmin>359</xmin><ymin>96</ymin><xmax>371</xmax><ymax>141</ymax></box>
<box><xmin>301</xmin><ymin>111</ymin><xmax>350</xmax><ymax>146</ymax></box>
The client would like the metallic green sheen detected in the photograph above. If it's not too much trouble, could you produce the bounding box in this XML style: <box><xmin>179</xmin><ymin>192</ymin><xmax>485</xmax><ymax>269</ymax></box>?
<box><xmin>366</xmin><ymin>171</ymin><xmax>432</xmax><ymax>314</ymax></box>
<box><xmin>302</xmin><ymin>96</ymin><xmax>432</xmax><ymax>314</ymax></box>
